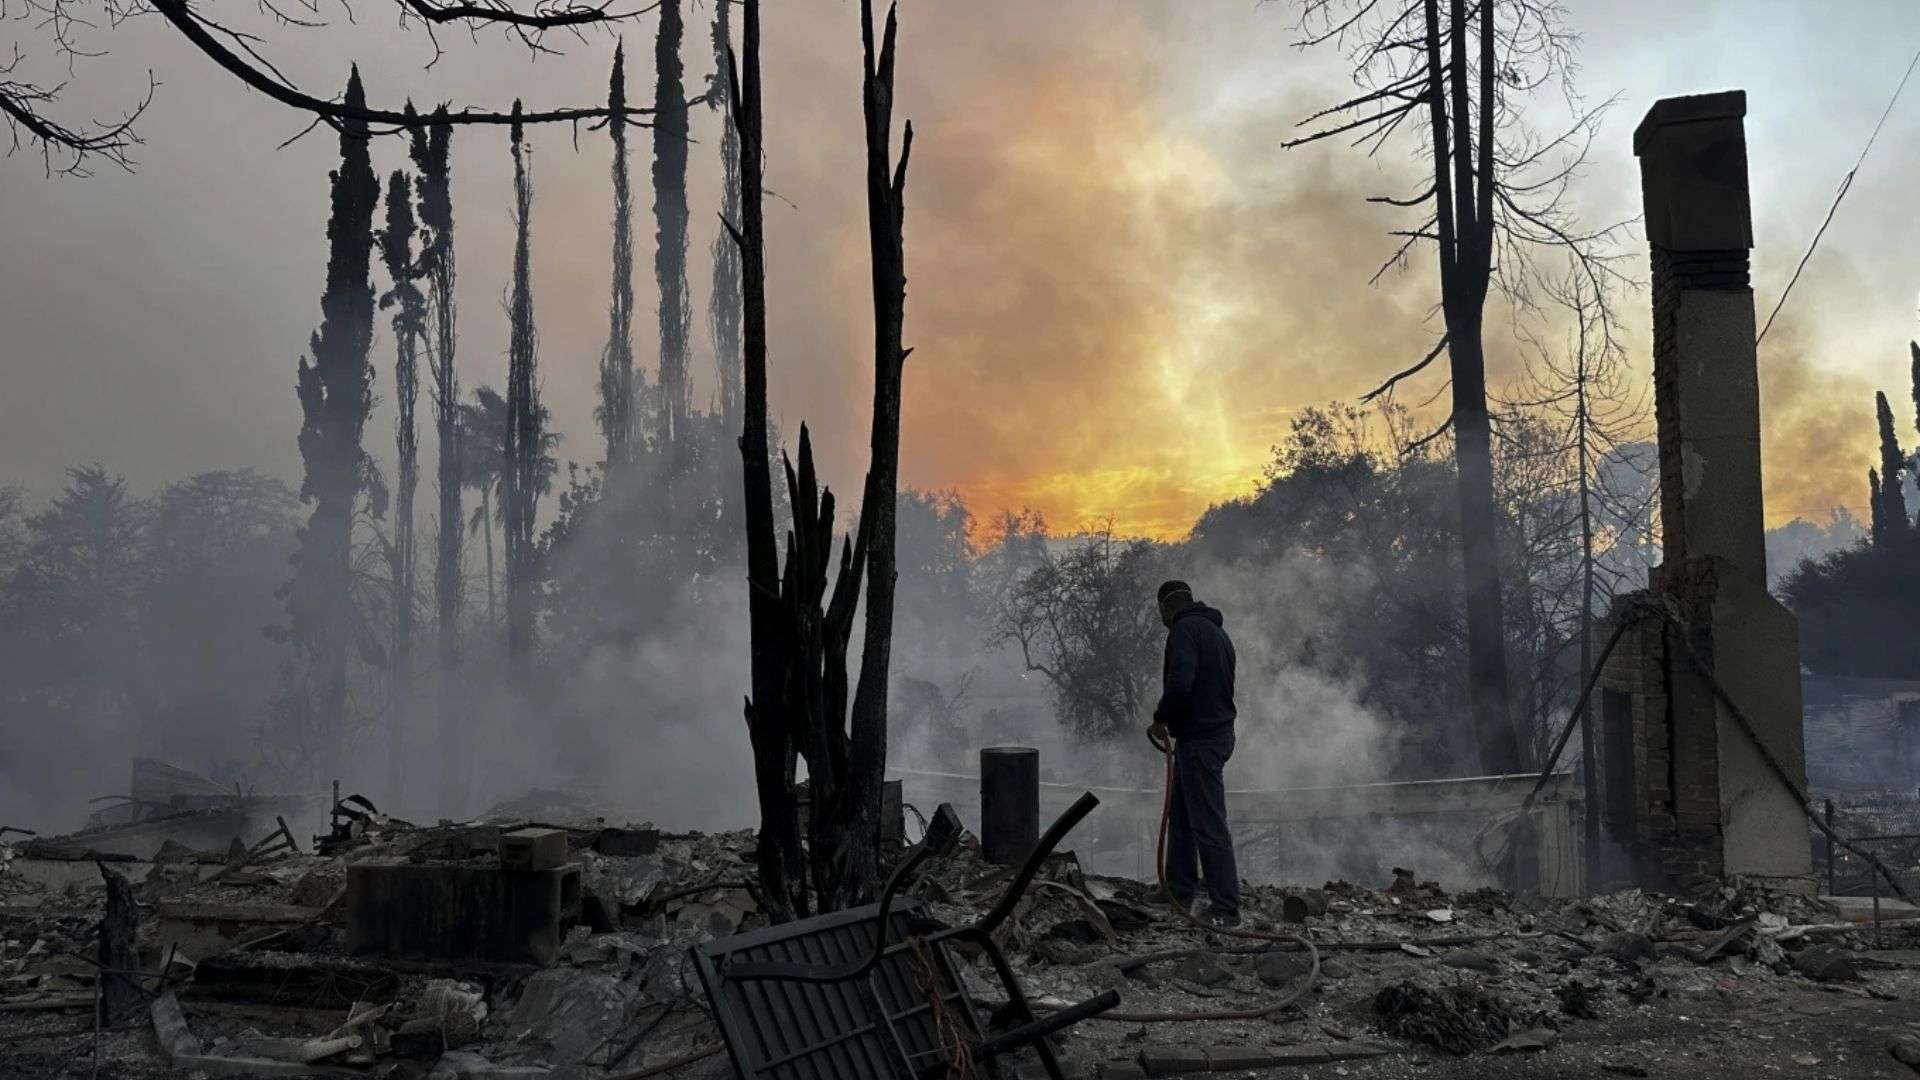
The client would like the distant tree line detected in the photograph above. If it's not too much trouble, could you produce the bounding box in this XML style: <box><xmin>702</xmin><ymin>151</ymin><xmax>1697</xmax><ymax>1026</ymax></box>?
<box><xmin>1782</xmin><ymin>343</ymin><xmax>1920</xmax><ymax>679</ymax></box>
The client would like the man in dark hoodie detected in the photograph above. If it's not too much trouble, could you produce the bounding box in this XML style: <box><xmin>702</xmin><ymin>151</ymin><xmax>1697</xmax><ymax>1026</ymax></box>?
<box><xmin>1149</xmin><ymin>580</ymin><xmax>1240</xmax><ymax>927</ymax></box>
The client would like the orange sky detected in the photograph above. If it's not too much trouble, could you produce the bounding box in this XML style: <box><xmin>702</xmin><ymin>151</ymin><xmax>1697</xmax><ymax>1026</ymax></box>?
<box><xmin>5</xmin><ymin>2</ymin><xmax>1920</xmax><ymax>541</ymax></box>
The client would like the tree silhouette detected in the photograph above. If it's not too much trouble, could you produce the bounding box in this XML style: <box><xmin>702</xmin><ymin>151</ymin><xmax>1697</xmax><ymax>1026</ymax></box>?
<box><xmin>599</xmin><ymin>43</ymin><xmax>639</xmax><ymax>467</ymax></box>
<box><xmin>730</xmin><ymin>0</ymin><xmax>915</xmax><ymax>916</ymax></box>
<box><xmin>408</xmin><ymin>106</ymin><xmax>466</xmax><ymax>810</ymax></box>
<box><xmin>1281</xmin><ymin>0</ymin><xmax>1629</xmax><ymax>774</ymax></box>
<box><xmin>378</xmin><ymin>168</ymin><xmax>427</xmax><ymax>783</ymax></box>
<box><xmin>285</xmin><ymin>67</ymin><xmax>380</xmax><ymax>785</ymax></box>
<box><xmin>652</xmin><ymin>0</ymin><xmax>692</xmax><ymax>452</ymax></box>
<box><xmin>503</xmin><ymin>103</ymin><xmax>544</xmax><ymax>680</ymax></box>
<box><xmin>706</xmin><ymin>0</ymin><xmax>743</xmax><ymax>426</ymax></box>
<box><xmin>1873</xmin><ymin>389</ymin><xmax>1910</xmax><ymax>545</ymax></box>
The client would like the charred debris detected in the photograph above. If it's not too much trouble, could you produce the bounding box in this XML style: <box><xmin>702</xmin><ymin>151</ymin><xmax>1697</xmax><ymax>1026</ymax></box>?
<box><xmin>2</xmin><ymin>762</ymin><xmax>1918</xmax><ymax>1080</ymax></box>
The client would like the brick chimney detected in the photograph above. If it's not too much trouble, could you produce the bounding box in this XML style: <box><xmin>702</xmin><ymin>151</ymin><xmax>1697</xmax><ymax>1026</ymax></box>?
<box><xmin>1635</xmin><ymin>90</ymin><xmax>1766</xmax><ymax>582</ymax></box>
<box><xmin>1592</xmin><ymin>92</ymin><xmax>1811</xmax><ymax>893</ymax></box>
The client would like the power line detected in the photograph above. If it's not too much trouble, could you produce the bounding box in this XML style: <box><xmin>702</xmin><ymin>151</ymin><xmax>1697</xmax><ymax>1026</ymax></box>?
<box><xmin>1755</xmin><ymin>41</ymin><xmax>1920</xmax><ymax>347</ymax></box>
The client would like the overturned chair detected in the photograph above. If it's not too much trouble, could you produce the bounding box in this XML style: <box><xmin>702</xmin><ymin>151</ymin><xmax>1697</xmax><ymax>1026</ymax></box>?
<box><xmin>691</xmin><ymin>792</ymin><xmax>1118</xmax><ymax>1080</ymax></box>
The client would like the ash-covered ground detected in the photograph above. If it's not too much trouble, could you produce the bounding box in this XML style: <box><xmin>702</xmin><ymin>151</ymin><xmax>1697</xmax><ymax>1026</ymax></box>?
<box><xmin>5</xmin><ymin>788</ymin><xmax>1919</xmax><ymax>1080</ymax></box>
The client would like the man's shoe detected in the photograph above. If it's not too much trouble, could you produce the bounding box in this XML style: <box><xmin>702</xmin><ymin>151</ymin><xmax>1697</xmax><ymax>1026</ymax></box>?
<box><xmin>1206</xmin><ymin>909</ymin><xmax>1242</xmax><ymax>930</ymax></box>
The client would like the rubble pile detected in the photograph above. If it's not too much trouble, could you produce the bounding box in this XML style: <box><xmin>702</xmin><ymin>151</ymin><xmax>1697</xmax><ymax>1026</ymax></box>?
<box><xmin>3</xmin><ymin>787</ymin><xmax>1919</xmax><ymax>1079</ymax></box>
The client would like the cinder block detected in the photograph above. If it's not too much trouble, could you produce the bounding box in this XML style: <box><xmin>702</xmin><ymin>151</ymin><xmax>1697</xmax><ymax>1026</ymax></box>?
<box><xmin>501</xmin><ymin>827</ymin><xmax>568</xmax><ymax>871</ymax></box>
<box><xmin>346</xmin><ymin>859</ymin><xmax>580</xmax><ymax>963</ymax></box>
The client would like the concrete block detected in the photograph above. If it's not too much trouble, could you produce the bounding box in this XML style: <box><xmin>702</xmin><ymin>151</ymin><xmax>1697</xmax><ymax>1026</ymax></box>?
<box><xmin>500</xmin><ymin>827</ymin><xmax>568</xmax><ymax>871</ymax></box>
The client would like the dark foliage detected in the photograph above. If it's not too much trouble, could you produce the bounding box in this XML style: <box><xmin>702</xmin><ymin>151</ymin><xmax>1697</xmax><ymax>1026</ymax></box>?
<box><xmin>503</xmin><ymin>104</ymin><xmax>544</xmax><ymax>679</ymax></box>
<box><xmin>653</xmin><ymin>0</ymin><xmax>692</xmax><ymax>448</ymax></box>
<box><xmin>409</xmin><ymin>104</ymin><xmax>465</xmax><ymax>810</ymax></box>
<box><xmin>1783</xmin><ymin>532</ymin><xmax>1920</xmax><ymax>678</ymax></box>
<box><xmin>706</xmin><ymin>0</ymin><xmax>744</xmax><ymax>425</ymax></box>
<box><xmin>600</xmin><ymin>44</ymin><xmax>638</xmax><ymax>465</ymax></box>
<box><xmin>285</xmin><ymin>67</ymin><xmax>380</xmax><ymax>783</ymax></box>
<box><xmin>378</xmin><ymin>168</ymin><xmax>426</xmax><ymax>780</ymax></box>
<box><xmin>993</xmin><ymin>528</ymin><xmax>1161</xmax><ymax>741</ymax></box>
<box><xmin>0</xmin><ymin>467</ymin><xmax>303</xmax><ymax>821</ymax></box>
<box><xmin>1872</xmin><ymin>389</ymin><xmax>1911</xmax><ymax>545</ymax></box>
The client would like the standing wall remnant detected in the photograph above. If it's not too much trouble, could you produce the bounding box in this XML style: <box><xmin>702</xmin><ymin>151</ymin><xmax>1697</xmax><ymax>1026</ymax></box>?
<box><xmin>1594</xmin><ymin>91</ymin><xmax>1813</xmax><ymax>893</ymax></box>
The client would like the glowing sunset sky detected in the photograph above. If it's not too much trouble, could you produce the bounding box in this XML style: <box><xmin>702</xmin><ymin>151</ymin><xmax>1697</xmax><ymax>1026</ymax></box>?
<box><xmin>5</xmin><ymin>2</ymin><xmax>1920</xmax><ymax>539</ymax></box>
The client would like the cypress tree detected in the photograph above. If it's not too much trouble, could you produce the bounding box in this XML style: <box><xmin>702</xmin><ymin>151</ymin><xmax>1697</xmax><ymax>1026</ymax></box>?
<box><xmin>378</xmin><ymin>167</ymin><xmax>426</xmax><ymax>784</ymax></box>
<box><xmin>287</xmin><ymin>66</ymin><xmax>379</xmax><ymax>784</ymax></box>
<box><xmin>653</xmin><ymin>0</ymin><xmax>691</xmax><ymax>451</ymax></box>
<box><xmin>1877</xmin><ymin>389</ymin><xmax>1909</xmax><ymax>539</ymax></box>
<box><xmin>600</xmin><ymin>44</ymin><xmax>637</xmax><ymax>466</ymax></box>
<box><xmin>1871</xmin><ymin>467</ymin><xmax>1888</xmax><ymax>545</ymax></box>
<box><xmin>409</xmin><ymin>105</ymin><xmax>464</xmax><ymax>811</ymax></box>
<box><xmin>503</xmin><ymin>103</ymin><xmax>542</xmax><ymax>681</ymax></box>
<box><xmin>1910</xmin><ymin>340</ymin><xmax>1920</xmax><ymax>443</ymax></box>
<box><xmin>707</xmin><ymin>0</ymin><xmax>742</xmax><ymax>425</ymax></box>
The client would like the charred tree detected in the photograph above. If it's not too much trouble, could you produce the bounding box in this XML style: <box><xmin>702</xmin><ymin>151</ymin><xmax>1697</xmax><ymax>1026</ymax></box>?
<box><xmin>706</xmin><ymin>0</ymin><xmax>744</xmax><ymax>427</ymax></box>
<box><xmin>286</xmin><ymin>67</ymin><xmax>379</xmax><ymax>785</ymax></box>
<box><xmin>97</xmin><ymin>864</ymin><xmax>140</xmax><ymax>1024</ymax></box>
<box><xmin>653</xmin><ymin>0</ymin><xmax>692</xmax><ymax>452</ymax></box>
<box><xmin>1285</xmin><ymin>0</ymin><xmax>1627</xmax><ymax>774</ymax></box>
<box><xmin>727</xmin><ymin>0</ymin><xmax>912</xmax><ymax>918</ymax></box>
<box><xmin>726</xmin><ymin>0</ymin><xmax>806</xmax><ymax>922</ymax></box>
<box><xmin>836</xmin><ymin>0</ymin><xmax>913</xmax><ymax>909</ymax></box>
<box><xmin>600</xmin><ymin>44</ymin><xmax>638</xmax><ymax>466</ymax></box>
<box><xmin>378</xmin><ymin>168</ymin><xmax>426</xmax><ymax>787</ymax></box>
<box><xmin>503</xmin><ymin>104</ymin><xmax>542</xmax><ymax>681</ymax></box>
<box><xmin>410</xmin><ymin>107</ymin><xmax>465</xmax><ymax>811</ymax></box>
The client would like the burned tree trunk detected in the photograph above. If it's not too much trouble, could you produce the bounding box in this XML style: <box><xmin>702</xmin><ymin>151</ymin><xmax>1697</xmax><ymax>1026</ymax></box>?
<box><xmin>287</xmin><ymin>66</ymin><xmax>379</xmax><ymax>785</ymax></box>
<box><xmin>97</xmin><ymin>863</ymin><xmax>140</xmax><ymax>1024</ymax></box>
<box><xmin>834</xmin><ymin>0</ymin><xmax>913</xmax><ymax>909</ymax></box>
<box><xmin>379</xmin><ymin>169</ymin><xmax>426</xmax><ymax>791</ymax></box>
<box><xmin>1442</xmin><ymin>0</ymin><xmax>1518</xmax><ymax>775</ymax></box>
<box><xmin>653</xmin><ymin>0</ymin><xmax>692</xmax><ymax>453</ymax></box>
<box><xmin>410</xmin><ymin>107</ymin><xmax>465</xmax><ymax>812</ymax></box>
<box><xmin>726</xmin><ymin>0</ymin><xmax>913</xmax><ymax>917</ymax></box>
<box><xmin>1284</xmin><ymin>0</ymin><xmax>1629</xmax><ymax>775</ymax></box>
<box><xmin>600</xmin><ymin>44</ymin><xmax>638</xmax><ymax>467</ymax></box>
<box><xmin>727</xmin><ymin>0</ymin><xmax>807</xmax><ymax>922</ymax></box>
<box><xmin>503</xmin><ymin>105</ymin><xmax>542</xmax><ymax>682</ymax></box>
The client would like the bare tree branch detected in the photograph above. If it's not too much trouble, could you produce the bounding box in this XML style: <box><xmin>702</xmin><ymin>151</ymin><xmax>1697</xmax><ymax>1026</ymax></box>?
<box><xmin>1360</xmin><ymin>334</ymin><xmax>1448</xmax><ymax>403</ymax></box>
<box><xmin>0</xmin><ymin>49</ymin><xmax>150</xmax><ymax>175</ymax></box>
<box><xmin>149</xmin><ymin>0</ymin><xmax>655</xmax><ymax>130</ymax></box>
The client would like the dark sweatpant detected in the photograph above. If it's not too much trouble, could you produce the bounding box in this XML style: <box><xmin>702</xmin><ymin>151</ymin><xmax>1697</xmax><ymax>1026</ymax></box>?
<box><xmin>1166</xmin><ymin>730</ymin><xmax>1239</xmax><ymax>917</ymax></box>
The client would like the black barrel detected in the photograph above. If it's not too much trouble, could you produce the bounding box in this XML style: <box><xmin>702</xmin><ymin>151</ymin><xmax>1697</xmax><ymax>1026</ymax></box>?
<box><xmin>980</xmin><ymin>746</ymin><xmax>1040</xmax><ymax>865</ymax></box>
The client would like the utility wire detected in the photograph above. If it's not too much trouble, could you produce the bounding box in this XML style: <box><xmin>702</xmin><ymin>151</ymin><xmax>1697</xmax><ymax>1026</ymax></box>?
<box><xmin>1756</xmin><ymin>41</ymin><xmax>1920</xmax><ymax>347</ymax></box>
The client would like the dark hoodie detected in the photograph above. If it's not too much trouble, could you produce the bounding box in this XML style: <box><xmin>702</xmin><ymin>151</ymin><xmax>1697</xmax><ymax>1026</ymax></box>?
<box><xmin>1153</xmin><ymin>601</ymin><xmax>1236</xmax><ymax>739</ymax></box>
